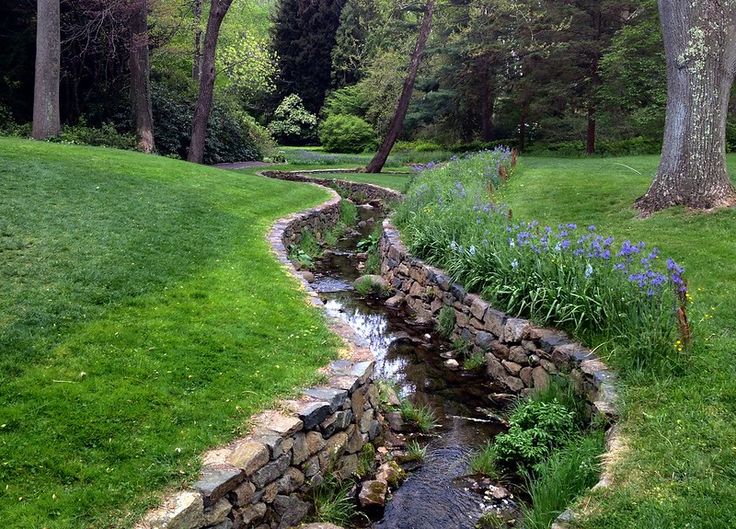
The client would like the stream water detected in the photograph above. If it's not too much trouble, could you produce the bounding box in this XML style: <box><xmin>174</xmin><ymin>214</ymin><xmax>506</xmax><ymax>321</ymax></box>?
<box><xmin>310</xmin><ymin>205</ymin><xmax>511</xmax><ymax>529</ymax></box>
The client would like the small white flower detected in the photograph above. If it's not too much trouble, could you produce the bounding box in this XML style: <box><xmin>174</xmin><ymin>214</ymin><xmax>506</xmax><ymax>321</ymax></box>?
<box><xmin>511</xmin><ymin>259</ymin><xmax>519</xmax><ymax>270</ymax></box>
<box><xmin>585</xmin><ymin>263</ymin><xmax>594</xmax><ymax>278</ymax></box>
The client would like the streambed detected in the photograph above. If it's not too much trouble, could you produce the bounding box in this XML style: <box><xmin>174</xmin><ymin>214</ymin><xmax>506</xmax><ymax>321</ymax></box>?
<box><xmin>309</xmin><ymin>205</ymin><xmax>516</xmax><ymax>529</ymax></box>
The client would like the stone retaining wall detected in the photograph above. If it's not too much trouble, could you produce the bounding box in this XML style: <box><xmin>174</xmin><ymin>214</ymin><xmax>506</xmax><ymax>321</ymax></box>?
<box><xmin>262</xmin><ymin>171</ymin><xmax>402</xmax><ymax>205</ymax></box>
<box><xmin>136</xmin><ymin>186</ymin><xmax>382</xmax><ymax>529</ymax></box>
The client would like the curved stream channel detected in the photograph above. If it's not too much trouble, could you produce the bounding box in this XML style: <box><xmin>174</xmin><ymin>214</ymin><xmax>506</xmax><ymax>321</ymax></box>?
<box><xmin>310</xmin><ymin>205</ymin><xmax>513</xmax><ymax>529</ymax></box>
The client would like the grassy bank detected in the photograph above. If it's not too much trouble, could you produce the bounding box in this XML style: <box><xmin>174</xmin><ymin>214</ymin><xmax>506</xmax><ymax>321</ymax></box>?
<box><xmin>0</xmin><ymin>138</ymin><xmax>341</xmax><ymax>528</ymax></box>
<box><xmin>501</xmin><ymin>156</ymin><xmax>736</xmax><ymax>528</ymax></box>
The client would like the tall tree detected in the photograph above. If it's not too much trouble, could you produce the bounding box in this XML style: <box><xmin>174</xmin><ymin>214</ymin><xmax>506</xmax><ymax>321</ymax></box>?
<box><xmin>636</xmin><ymin>0</ymin><xmax>736</xmax><ymax>212</ymax></box>
<box><xmin>188</xmin><ymin>0</ymin><xmax>234</xmax><ymax>164</ymax></box>
<box><xmin>129</xmin><ymin>0</ymin><xmax>155</xmax><ymax>153</ymax></box>
<box><xmin>193</xmin><ymin>0</ymin><xmax>203</xmax><ymax>80</ymax></box>
<box><xmin>365</xmin><ymin>0</ymin><xmax>435</xmax><ymax>173</ymax></box>
<box><xmin>331</xmin><ymin>0</ymin><xmax>379</xmax><ymax>87</ymax></box>
<box><xmin>32</xmin><ymin>0</ymin><xmax>61</xmax><ymax>139</ymax></box>
<box><xmin>271</xmin><ymin>0</ymin><xmax>347</xmax><ymax>113</ymax></box>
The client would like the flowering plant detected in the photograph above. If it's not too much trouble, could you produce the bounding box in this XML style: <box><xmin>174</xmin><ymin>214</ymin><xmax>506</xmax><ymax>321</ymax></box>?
<box><xmin>394</xmin><ymin>150</ymin><xmax>688</xmax><ymax>372</ymax></box>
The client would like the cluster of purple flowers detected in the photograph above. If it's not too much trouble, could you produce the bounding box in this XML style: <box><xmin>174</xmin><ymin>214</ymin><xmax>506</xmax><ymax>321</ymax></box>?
<box><xmin>410</xmin><ymin>161</ymin><xmax>439</xmax><ymax>172</ymax></box>
<box><xmin>502</xmin><ymin>220</ymin><xmax>687</xmax><ymax>297</ymax></box>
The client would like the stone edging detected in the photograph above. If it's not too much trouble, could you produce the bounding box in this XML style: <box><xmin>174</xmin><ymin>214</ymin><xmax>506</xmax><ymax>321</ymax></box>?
<box><xmin>262</xmin><ymin>170</ymin><xmax>403</xmax><ymax>204</ymax></box>
<box><xmin>379</xmin><ymin>220</ymin><xmax>621</xmax><ymax>527</ymax></box>
<box><xmin>135</xmin><ymin>183</ymin><xmax>382</xmax><ymax>529</ymax></box>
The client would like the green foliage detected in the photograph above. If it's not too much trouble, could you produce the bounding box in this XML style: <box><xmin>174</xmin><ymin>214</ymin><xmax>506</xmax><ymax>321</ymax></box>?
<box><xmin>51</xmin><ymin>121</ymin><xmax>136</xmax><ymax>150</ymax></box>
<box><xmin>463</xmin><ymin>350</ymin><xmax>486</xmax><ymax>371</ymax></box>
<box><xmin>470</xmin><ymin>442</ymin><xmax>502</xmax><ymax>479</ymax></box>
<box><xmin>525</xmin><ymin>137</ymin><xmax>661</xmax><ymax>157</ymax></box>
<box><xmin>354</xmin><ymin>275</ymin><xmax>390</xmax><ymax>297</ymax></box>
<box><xmin>394</xmin><ymin>151</ymin><xmax>684</xmax><ymax>373</ymax></box>
<box><xmin>320</xmin><ymin>114</ymin><xmax>377</xmax><ymax>153</ymax></box>
<box><xmin>494</xmin><ymin>400</ymin><xmax>575</xmax><ymax>471</ymax></box>
<box><xmin>312</xmin><ymin>475</ymin><xmax>361</xmax><ymax>526</ymax></box>
<box><xmin>323</xmin><ymin>84</ymin><xmax>371</xmax><ymax>118</ymax></box>
<box><xmin>289</xmin><ymin>231</ymin><xmax>321</xmax><ymax>270</ymax></box>
<box><xmin>437</xmin><ymin>306</ymin><xmax>456</xmax><ymax>338</ymax></box>
<box><xmin>356</xmin><ymin>442</ymin><xmax>377</xmax><ymax>478</ymax></box>
<box><xmin>399</xmin><ymin>400</ymin><xmax>438</xmax><ymax>433</ymax></box>
<box><xmin>331</xmin><ymin>0</ymin><xmax>380</xmax><ymax>87</ymax></box>
<box><xmin>521</xmin><ymin>431</ymin><xmax>604</xmax><ymax>529</ymax></box>
<box><xmin>405</xmin><ymin>440</ymin><xmax>427</xmax><ymax>462</ymax></box>
<box><xmin>269</xmin><ymin>94</ymin><xmax>319</xmax><ymax>145</ymax></box>
<box><xmin>526</xmin><ymin>375</ymin><xmax>588</xmax><ymax>429</ymax></box>
<box><xmin>476</xmin><ymin>511</ymin><xmax>512</xmax><ymax>529</ymax></box>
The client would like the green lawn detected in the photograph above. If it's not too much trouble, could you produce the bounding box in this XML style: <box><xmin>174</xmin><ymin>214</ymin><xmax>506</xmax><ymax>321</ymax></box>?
<box><xmin>0</xmin><ymin>138</ymin><xmax>341</xmax><ymax>528</ymax></box>
<box><xmin>501</xmin><ymin>156</ymin><xmax>736</xmax><ymax>528</ymax></box>
<box><xmin>300</xmin><ymin>171</ymin><xmax>411</xmax><ymax>193</ymax></box>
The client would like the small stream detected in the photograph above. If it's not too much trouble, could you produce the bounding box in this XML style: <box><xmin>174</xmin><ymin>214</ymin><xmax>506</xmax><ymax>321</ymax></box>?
<box><xmin>310</xmin><ymin>205</ymin><xmax>512</xmax><ymax>529</ymax></box>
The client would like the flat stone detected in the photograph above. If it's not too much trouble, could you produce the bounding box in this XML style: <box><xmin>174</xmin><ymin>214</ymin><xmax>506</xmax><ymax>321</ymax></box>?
<box><xmin>321</xmin><ymin>410</ymin><xmax>353</xmax><ymax>437</ymax></box>
<box><xmin>273</xmin><ymin>494</ymin><xmax>310</xmax><ymax>529</ymax></box>
<box><xmin>503</xmin><ymin>318</ymin><xmax>531</xmax><ymax>343</ymax></box>
<box><xmin>502</xmin><ymin>360</ymin><xmax>522</xmax><ymax>376</ymax></box>
<box><xmin>359</xmin><ymin>480</ymin><xmax>387</xmax><ymax>508</ymax></box>
<box><xmin>346</xmin><ymin>424</ymin><xmax>365</xmax><ymax>453</ymax></box>
<box><xmin>193</xmin><ymin>465</ymin><xmax>244</xmax><ymax>506</ymax></box>
<box><xmin>509</xmin><ymin>346</ymin><xmax>529</xmax><ymax>365</ymax></box>
<box><xmin>259</xmin><ymin>412</ymin><xmax>303</xmax><ymax>437</ymax></box>
<box><xmin>251</xmin><ymin>453</ymin><xmax>291</xmax><ymax>489</ymax></box>
<box><xmin>227</xmin><ymin>441</ymin><xmax>269</xmax><ymax>476</ymax></box>
<box><xmin>203</xmin><ymin>498</ymin><xmax>232</xmax><ymax>526</ymax></box>
<box><xmin>483</xmin><ymin>308</ymin><xmax>506</xmax><ymax>336</ymax></box>
<box><xmin>304</xmin><ymin>387</ymin><xmax>349</xmax><ymax>411</ymax></box>
<box><xmin>386</xmin><ymin>292</ymin><xmax>406</xmax><ymax>309</ymax></box>
<box><xmin>532</xmin><ymin>366</ymin><xmax>550</xmax><ymax>390</ymax></box>
<box><xmin>337</xmin><ymin>453</ymin><xmax>359</xmax><ymax>479</ymax></box>
<box><xmin>277</xmin><ymin>467</ymin><xmax>305</xmax><ymax>494</ymax></box>
<box><xmin>532</xmin><ymin>328</ymin><xmax>570</xmax><ymax>352</ymax></box>
<box><xmin>229</xmin><ymin>481</ymin><xmax>256</xmax><ymax>507</ymax></box>
<box><xmin>324</xmin><ymin>431</ymin><xmax>349</xmax><ymax>460</ymax></box>
<box><xmin>475</xmin><ymin>331</ymin><xmax>494</xmax><ymax>351</ymax></box>
<box><xmin>250</xmin><ymin>431</ymin><xmax>284</xmax><ymax>459</ymax></box>
<box><xmin>142</xmin><ymin>491</ymin><xmax>204</xmax><ymax>529</ymax></box>
<box><xmin>298</xmin><ymin>401</ymin><xmax>333</xmax><ymax>430</ymax></box>
<box><xmin>376</xmin><ymin>461</ymin><xmax>406</xmax><ymax>487</ymax></box>
<box><xmin>239</xmin><ymin>502</ymin><xmax>267</xmax><ymax>525</ymax></box>
<box><xmin>262</xmin><ymin>481</ymin><xmax>279</xmax><ymax>503</ymax></box>
<box><xmin>520</xmin><ymin>366</ymin><xmax>533</xmax><ymax>387</ymax></box>
<box><xmin>359</xmin><ymin>409</ymin><xmax>374</xmax><ymax>433</ymax></box>
<box><xmin>468</xmin><ymin>294</ymin><xmax>488</xmax><ymax>321</ymax></box>
<box><xmin>329</xmin><ymin>375</ymin><xmax>361</xmax><ymax>393</ymax></box>
<box><xmin>486</xmin><ymin>354</ymin><xmax>507</xmax><ymax>381</ymax></box>
<box><xmin>330</xmin><ymin>360</ymin><xmax>375</xmax><ymax>383</ymax></box>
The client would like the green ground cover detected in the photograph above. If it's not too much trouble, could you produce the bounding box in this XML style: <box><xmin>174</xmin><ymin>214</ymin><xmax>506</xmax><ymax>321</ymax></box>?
<box><xmin>0</xmin><ymin>138</ymin><xmax>342</xmax><ymax>528</ymax></box>
<box><xmin>501</xmin><ymin>156</ymin><xmax>736</xmax><ymax>528</ymax></box>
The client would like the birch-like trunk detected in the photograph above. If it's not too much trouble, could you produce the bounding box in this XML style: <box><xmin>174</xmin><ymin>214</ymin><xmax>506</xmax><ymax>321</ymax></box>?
<box><xmin>637</xmin><ymin>0</ymin><xmax>736</xmax><ymax>212</ymax></box>
<box><xmin>32</xmin><ymin>0</ymin><xmax>61</xmax><ymax>139</ymax></box>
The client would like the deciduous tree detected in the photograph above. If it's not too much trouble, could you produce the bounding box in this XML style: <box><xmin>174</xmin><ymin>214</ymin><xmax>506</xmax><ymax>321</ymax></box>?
<box><xmin>129</xmin><ymin>0</ymin><xmax>155</xmax><ymax>153</ymax></box>
<box><xmin>32</xmin><ymin>0</ymin><xmax>61</xmax><ymax>139</ymax></box>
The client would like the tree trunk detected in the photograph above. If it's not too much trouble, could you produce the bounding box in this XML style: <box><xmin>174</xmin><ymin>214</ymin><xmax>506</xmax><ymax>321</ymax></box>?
<box><xmin>193</xmin><ymin>0</ymin><xmax>203</xmax><ymax>81</ymax></box>
<box><xmin>479</xmin><ymin>58</ymin><xmax>494</xmax><ymax>143</ymax></box>
<box><xmin>32</xmin><ymin>0</ymin><xmax>61</xmax><ymax>139</ymax></box>
<box><xmin>586</xmin><ymin>104</ymin><xmax>596</xmax><ymax>155</ymax></box>
<box><xmin>365</xmin><ymin>0</ymin><xmax>435</xmax><ymax>173</ymax></box>
<box><xmin>636</xmin><ymin>0</ymin><xmax>736</xmax><ymax>213</ymax></box>
<box><xmin>130</xmin><ymin>0</ymin><xmax>155</xmax><ymax>153</ymax></box>
<box><xmin>188</xmin><ymin>0</ymin><xmax>234</xmax><ymax>164</ymax></box>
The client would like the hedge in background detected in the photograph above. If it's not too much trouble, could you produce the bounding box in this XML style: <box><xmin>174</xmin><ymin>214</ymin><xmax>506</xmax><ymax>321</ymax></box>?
<box><xmin>319</xmin><ymin>114</ymin><xmax>376</xmax><ymax>153</ymax></box>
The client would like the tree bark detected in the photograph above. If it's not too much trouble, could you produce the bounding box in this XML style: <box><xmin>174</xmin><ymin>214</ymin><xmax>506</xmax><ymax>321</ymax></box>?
<box><xmin>636</xmin><ymin>0</ymin><xmax>736</xmax><ymax>213</ymax></box>
<box><xmin>193</xmin><ymin>0</ymin><xmax>203</xmax><ymax>81</ymax></box>
<box><xmin>32</xmin><ymin>0</ymin><xmax>61</xmax><ymax>139</ymax></box>
<box><xmin>365</xmin><ymin>0</ymin><xmax>435</xmax><ymax>173</ymax></box>
<box><xmin>586</xmin><ymin>103</ymin><xmax>596</xmax><ymax>155</ymax></box>
<box><xmin>188</xmin><ymin>0</ymin><xmax>234</xmax><ymax>164</ymax></box>
<box><xmin>479</xmin><ymin>58</ymin><xmax>495</xmax><ymax>142</ymax></box>
<box><xmin>130</xmin><ymin>0</ymin><xmax>155</xmax><ymax>153</ymax></box>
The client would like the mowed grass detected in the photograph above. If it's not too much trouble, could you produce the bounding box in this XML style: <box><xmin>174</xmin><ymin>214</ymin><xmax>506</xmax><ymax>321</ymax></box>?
<box><xmin>501</xmin><ymin>156</ymin><xmax>736</xmax><ymax>528</ymax></box>
<box><xmin>302</xmin><ymin>171</ymin><xmax>411</xmax><ymax>192</ymax></box>
<box><xmin>0</xmin><ymin>138</ymin><xmax>342</xmax><ymax>528</ymax></box>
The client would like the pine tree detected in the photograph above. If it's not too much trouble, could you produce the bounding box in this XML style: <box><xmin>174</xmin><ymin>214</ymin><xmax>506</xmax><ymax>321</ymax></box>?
<box><xmin>271</xmin><ymin>0</ymin><xmax>347</xmax><ymax>113</ymax></box>
<box><xmin>331</xmin><ymin>0</ymin><xmax>378</xmax><ymax>88</ymax></box>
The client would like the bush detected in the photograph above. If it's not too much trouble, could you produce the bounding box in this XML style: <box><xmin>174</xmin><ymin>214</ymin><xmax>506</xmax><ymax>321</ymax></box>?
<box><xmin>525</xmin><ymin>136</ymin><xmax>661</xmax><ymax>157</ymax></box>
<box><xmin>54</xmin><ymin>121</ymin><xmax>136</xmax><ymax>150</ymax></box>
<box><xmin>394</xmin><ymin>150</ymin><xmax>687</xmax><ymax>373</ymax></box>
<box><xmin>322</xmin><ymin>84</ymin><xmax>369</xmax><ymax>118</ymax></box>
<box><xmin>494</xmin><ymin>400</ymin><xmax>575</xmax><ymax>471</ymax></box>
<box><xmin>151</xmin><ymin>71</ymin><xmax>271</xmax><ymax>163</ymax></box>
<box><xmin>319</xmin><ymin>114</ymin><xmax>376</xmax><ymax>153</ymax></box>
<box><xmin>268</xmin><ymin>94</ymin><xmax>318</xmax><ymax>145</ymax></box>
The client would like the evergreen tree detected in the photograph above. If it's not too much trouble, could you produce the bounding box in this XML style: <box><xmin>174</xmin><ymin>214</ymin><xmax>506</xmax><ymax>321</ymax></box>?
<box><xmin>331</xmin><ymin>0</ymin><xmax>379</xmax><ymax>88</ymax></box>
<box><xmin>271</xmin><ymin>0</ymin><xmax>347</xmax><ymax>113</ymax></box>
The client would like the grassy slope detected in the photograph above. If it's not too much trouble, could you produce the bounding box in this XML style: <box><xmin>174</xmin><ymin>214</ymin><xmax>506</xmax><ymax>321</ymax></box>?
<box><xmin>0</xmin><ymin>138</ymin><xmax>341</xmax><ymax>528</ymax></box>
<box><xmin>501</xmin><ymin>156</ymin><xmax>736</xmax><ymax>528</ymax></box>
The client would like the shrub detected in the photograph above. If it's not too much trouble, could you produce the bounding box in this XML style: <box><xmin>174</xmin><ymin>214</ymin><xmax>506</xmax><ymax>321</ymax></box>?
<box><xmin>494</xmin><ymin>400</ymin><xmax>575</xmax><ymax>471</ymax></box>
<box><xmin>288</xmin><ymin>231</ymin><xmax>320</xmax><ymax>270</ymax></box>
<box><xmin>319</xmin><ymin>114</ymin><xmax>376</xmax><ymax>153</ymax></box>
<box><xmin>393</xmin><ymin>150</ymin><xmax>687</xmax><ymax>373</ymax></box>
<box><xmin>55</xmin><ymin>121</ymin><xmax>136</xmax><ymax>150</ymax></box>
<box><xmin>521</xmin><ymin>431</ymin><xmax>604</xmax><ymax>529</ymax></box>
<box><xmin>322</xmin><ymin>84</ymin><xmax>369</xmax><ymax>118</ymax></box>
<box><xmin>268</xmin><ymin>94</ymin><xmax>318</xmax><ymax>145</ymax></box>
<box><xmin>525</xmin><ymin>137</ymin><xmax>661</xmax><ymax>157</ymax></box>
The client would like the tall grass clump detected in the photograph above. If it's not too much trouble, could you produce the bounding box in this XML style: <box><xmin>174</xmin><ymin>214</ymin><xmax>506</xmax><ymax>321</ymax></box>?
<box><xmin>521</xmin><ymin>431</ymin><xmax>604</xmax><ymax>529</ymax></box>
<box><xmin>312</xmin><ymin>475</ymin><xmax>362</xmax><ymax>526</ymax></box>
<box><xmin>393</xmin><ymin>149</ymin><xmax>689</xmax><ymax>373</ymax></box>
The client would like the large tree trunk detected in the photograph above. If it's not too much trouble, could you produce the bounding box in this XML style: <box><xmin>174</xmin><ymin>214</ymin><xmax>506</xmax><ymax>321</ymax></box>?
<box><xmin>636</xmin><ymin>0</ymin><xmax>736</xmax><ymax>213</ymax></box>
<box><xmin>188</xmin><ymin>0</ymin><xmax>234</xmax><ymax>164</ymax></box>
<box><xmin>365</xmin><ymin>0</ymin><xmax>435</xmax><ymax>173</ymax></box>
<box><xmin>193</xmin><ymin>0</ymin><xmax>203</xmax><ymax>81</ymax></box>
<box><xmin>32</xmin><ymin>0</ymin><xmax>61</xmax><ymax>139</ymax></box>
<box><xmin>130</xmin><ymin>0</ymin><xmax>155</xmax><ymax>153</ymax></box>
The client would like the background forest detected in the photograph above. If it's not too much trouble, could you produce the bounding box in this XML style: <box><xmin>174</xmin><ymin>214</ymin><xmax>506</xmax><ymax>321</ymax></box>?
<box><xmin>1</xmin><ymin>0</ymin><xmax>733</xmax><ymax>162</ymax></box>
